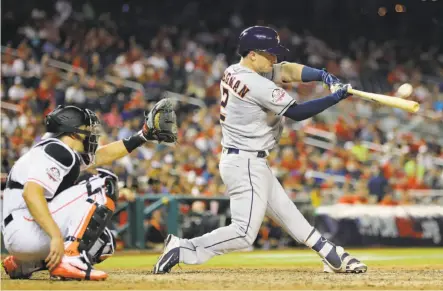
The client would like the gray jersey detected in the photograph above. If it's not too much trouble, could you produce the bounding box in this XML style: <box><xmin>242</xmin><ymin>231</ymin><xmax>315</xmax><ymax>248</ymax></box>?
<box><xmin>220</xmin><ymin>63</ymin><xmax>296</xmax><ymax>151</ymax></box>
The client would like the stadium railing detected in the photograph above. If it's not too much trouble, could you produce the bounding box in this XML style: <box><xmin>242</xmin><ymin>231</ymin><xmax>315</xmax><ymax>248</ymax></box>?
<box><xmin>111</xmin><ymin>191</ymin><xmax>442</xmax><ymax>249</ymax></box>
<box><xmin>113</xmin><ymin>194</ymin><xmax>312</xmax><ymax>249</ymax></box>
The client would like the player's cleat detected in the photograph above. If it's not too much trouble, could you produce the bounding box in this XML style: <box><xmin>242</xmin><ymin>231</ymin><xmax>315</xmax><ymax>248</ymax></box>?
<box><xmin>322</xmin><ymin>246</ymin><xmax>367</xmax><ymax>274</ymax></box>
<box><xmin>50</xmin><ymin>252</ymin><xmax>108</xmax><ymax>281</ymax></box>
<box><xmin>1</xmin><ymin>256</ymin><xmax>46</xmax><ymax>279</ymax></box>
<box><xmin>2</xmin><ymin>256</ymin><xmax>32</xmax><ymax>279</ymax></box>
<box><xmin>153</xmin><ymin>234</ymin><xmax>180</xmax><ymax>274</ymax></box>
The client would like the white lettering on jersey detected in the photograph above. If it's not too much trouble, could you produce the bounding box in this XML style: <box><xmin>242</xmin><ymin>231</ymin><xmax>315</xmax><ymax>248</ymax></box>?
<box><xmin>219</xmin><ymin>63</ymin><xmax>296</xmax><ymax>151</ymax></box>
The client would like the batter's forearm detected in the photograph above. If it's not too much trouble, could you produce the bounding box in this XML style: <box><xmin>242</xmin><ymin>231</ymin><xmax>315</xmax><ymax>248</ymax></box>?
<box><xmin>283</xmin><ymin>94</ymin><xmax>339</xmax><ymax>121</ymax></box>
<box><xmin>280</xmin><ymin>63</ymin><xmax>304</xmax><ymax>82</ymax></box>
<box><xmin>280</xmin><ymin>63</ymin><xmax>323</xmax><ymax>83</ymax></box>
<box><xmin>23</xmin><ymin>182</ymin><xmax>62</xmax><ymax>239</ymax></box>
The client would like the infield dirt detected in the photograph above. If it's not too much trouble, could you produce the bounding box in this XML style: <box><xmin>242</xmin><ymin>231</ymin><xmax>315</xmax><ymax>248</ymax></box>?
<box><xmin>2</xmin><ymin>248</ymin><xmax>443</xmax><ymax>290</ymax></box>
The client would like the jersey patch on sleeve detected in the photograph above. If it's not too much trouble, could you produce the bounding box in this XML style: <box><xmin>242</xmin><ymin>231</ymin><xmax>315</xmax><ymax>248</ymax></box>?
<box><xmin>272</xmin><ymin>88</ymin><xmax>286</xmax><ymax>103</ymax></box>
<box><xmin>46</xmin><ymin>167</ymin><xmax>62</xmax><ymax>182</ymax></box>
<box><xmin>44</xmin><ymin>142</ymin><xmax>74</xmax><ymax>168</ymax></box>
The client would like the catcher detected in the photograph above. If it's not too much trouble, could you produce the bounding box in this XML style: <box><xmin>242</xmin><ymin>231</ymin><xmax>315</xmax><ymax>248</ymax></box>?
<box><xmin>2</xmin><ymin>99</ymin><xmax>177</xmax><ymax>281</ymax></box>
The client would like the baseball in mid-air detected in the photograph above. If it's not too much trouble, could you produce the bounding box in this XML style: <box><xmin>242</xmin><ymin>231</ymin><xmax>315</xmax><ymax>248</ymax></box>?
<box><xmin>396</xmin><ymin>83</ymin><xmax>413</xmax><ymax>98</ymax></box>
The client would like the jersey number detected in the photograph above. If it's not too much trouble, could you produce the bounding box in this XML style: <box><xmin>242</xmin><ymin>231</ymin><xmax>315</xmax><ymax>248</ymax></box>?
<box><xmin>220</xmin><ymin>86</ymin><xmax>229</xmax><ymax>121</ymax></box>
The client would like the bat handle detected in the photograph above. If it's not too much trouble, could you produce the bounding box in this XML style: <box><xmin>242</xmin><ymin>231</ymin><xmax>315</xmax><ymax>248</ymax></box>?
<box><xmin>348</xmin><ymin>88</ymin><xmax>360</xmax><ymax>95</ymax></box>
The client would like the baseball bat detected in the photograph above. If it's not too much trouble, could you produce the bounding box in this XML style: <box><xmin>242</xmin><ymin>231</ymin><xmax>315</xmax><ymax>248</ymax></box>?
<box><xmin>348</xmin><ymin>88</ymin><xmax>420</xmax><ymax>113</ymax></box>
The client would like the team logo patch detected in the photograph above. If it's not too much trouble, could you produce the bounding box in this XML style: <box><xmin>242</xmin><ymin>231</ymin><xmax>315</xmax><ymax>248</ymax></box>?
<box><xmin>272</xmin><ymin>88</ymin><xmax>286</xmax><ymax>103</ymax></box>
<box><xmin>46</xmin><ymin>167</ymin><xmax>61</xmax><ymax>182</ymax></box>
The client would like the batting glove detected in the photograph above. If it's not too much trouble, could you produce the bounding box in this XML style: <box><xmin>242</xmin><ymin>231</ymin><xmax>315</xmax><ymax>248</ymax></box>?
<box><xmin>331</xmin><ymin>83</ymin><xmax>353</xmax><ymax>101</ymax></box>
<box><xmin>321</xmin><ymin>69</ymin><xmax>341</xmax><ymax>88</ymax></box>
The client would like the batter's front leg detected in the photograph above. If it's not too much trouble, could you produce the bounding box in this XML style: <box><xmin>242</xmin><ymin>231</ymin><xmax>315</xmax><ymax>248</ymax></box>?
<box><xmin>266</xmin><ymin>175</ymin><xmax>367</xmax><ymax>273</ymax></box>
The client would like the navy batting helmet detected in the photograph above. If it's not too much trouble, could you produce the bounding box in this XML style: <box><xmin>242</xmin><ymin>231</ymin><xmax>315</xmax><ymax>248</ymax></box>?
<box><xmin>238</xmin><ymin>26</ymin><xmax>289</xmax><ymax>58</ymax></box>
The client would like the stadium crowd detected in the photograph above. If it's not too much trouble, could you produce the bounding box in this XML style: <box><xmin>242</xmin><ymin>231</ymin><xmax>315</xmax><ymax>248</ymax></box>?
<box><xmin>1</xmin><ymin>1</ymin><xmax>443</xmax><ymax>202</ymax></box>
<box><xmin>1</xmin><ymin>0</ymin><xmax>443</xmax><ymax>248</ymax></box>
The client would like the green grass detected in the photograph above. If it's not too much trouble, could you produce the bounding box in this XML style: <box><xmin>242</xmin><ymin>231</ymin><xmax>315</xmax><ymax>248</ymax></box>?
<box><xmin>99</xmin><ymin>247</ymin><xmax>443</xmax><ymax>269</ymax></box>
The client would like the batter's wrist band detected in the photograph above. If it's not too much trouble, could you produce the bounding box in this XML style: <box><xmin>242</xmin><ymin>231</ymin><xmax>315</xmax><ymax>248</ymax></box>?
<box><xmin>301</xmin><ymin>66</ymin><xmax>323</xmax><ymax>82</ymax></box>
<box><xmin>122</xmin><ymin>132</ymin><xmax>146</xmax><ymax>153</ymax></box>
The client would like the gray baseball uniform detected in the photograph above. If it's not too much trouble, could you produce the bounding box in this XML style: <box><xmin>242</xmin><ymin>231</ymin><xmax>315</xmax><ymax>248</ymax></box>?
<box><xmin>179</xmin><ymin>63</ymin><xmax>315</xmax><ymax>264</ymax></box>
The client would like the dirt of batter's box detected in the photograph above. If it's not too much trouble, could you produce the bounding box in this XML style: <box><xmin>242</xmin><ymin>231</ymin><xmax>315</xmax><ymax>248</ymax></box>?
<box><xmin>2</xmin><ymin>266</ymin><xmax>443</xmax><ymax>290</ymax></box>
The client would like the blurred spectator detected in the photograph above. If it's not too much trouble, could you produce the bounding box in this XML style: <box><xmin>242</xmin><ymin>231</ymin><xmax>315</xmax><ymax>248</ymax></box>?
<box><xmin>1</xmin><ymin>0</ymin><xmax>442</xmax><ymax>250</ymax></box>
<box><xmin>379</xmin><ymin>194</ymin><xmax>399</xmax><ymax>206</ymax></box>
<box><xmin>350</xmin><ymin>139</ymin><xmax>369</xmax><ymax>163</ymax></box>
<box><xmin>368</xmin><ymin>167</ymin><xmax>389</xmax><ymax>202</ymax></box>
<box><xmin>65</xmin><ymin>82</ymin><xmax>86</xmax><ymax>107</ymax></box>
<box><xmin>145</xmin><ymin>209</ymin><xmax>166</xmax><ymax>249</ymax></box>
<box><xmin>103</xmin><ymin>104</ymin><xmax>123</xmax><ymax>128</ymax></box>
<box><xmin>424</xmin><ymin>168</ymin><xmax>443</xmax><ymax>189</ymax></box>
<box><xmin>1</xmin><ymin>81</ymin><xmax>5</xmax><ymax>99</ymax></box>
<box><xmin>147</xmin><ymin>52</ymin><xmax>168</xmax><ymax>70</ymax></box>
<box><xmin>88</xmin><ymin>52</ymin><xmax>104</xmax><ymax>77</ymax></box>
<box><xmin>8</xmin><ymin>77</ymin><xmax>26</xmax><ymax>102</ymax></box>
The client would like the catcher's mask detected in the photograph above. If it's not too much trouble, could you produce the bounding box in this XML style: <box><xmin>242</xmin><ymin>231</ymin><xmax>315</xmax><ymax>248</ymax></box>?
<box><xmin>45</xmin><ymin>105</ymin><xmax>101</xmax><ymax>165</ymax></box>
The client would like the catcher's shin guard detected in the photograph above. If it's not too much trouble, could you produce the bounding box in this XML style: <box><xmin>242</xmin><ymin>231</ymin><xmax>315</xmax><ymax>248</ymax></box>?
<box><xmin>65</xmin><ymin>197</ymin><xmax>115</xmax><ymax>256</ymax></box>
<box><xmin>88</xmin><ymin>227</ymin><xmax>116</xmax><ymax>265</ymax></box>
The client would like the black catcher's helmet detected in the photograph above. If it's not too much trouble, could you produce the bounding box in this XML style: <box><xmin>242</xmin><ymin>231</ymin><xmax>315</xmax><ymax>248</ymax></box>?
<box><xmin>45</xmin><ymin>105</ymin><xmax>101</xmax><ymax>165</ymax></box>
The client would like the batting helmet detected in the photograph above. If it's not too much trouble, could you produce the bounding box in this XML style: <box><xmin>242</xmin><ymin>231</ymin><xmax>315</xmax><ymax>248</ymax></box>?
<box><xmin>238</xmin><ymin>26</ymin><xmax>289</xmax><ymax>58</ymax></box>
<box><xmin>45</xmin><ymin>105</ymin><xmax>101</xmax><ymax>165</ymax></box>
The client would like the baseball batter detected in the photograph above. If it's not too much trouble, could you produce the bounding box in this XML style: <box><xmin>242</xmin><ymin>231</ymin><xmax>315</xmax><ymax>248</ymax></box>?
<box><xmin>2</xmin><ymin>99</ymin><xmax>177</xmax><ymax>281</ymax></box>
<box><xmin>154</xmin><ymin>26</ymin><xmax>367</xmax><ymax>274</ymax></box>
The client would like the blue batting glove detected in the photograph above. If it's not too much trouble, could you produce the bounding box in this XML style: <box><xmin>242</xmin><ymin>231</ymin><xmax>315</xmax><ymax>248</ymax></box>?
<box><xmin>331</xmin><ymin>83</ymin><xmax>352</xmax><ymax>101</ymax></box>
<box><xmin>321</xmin><ymin>69</ymin><xmax>340</xmax><ymax>88</ymax></box>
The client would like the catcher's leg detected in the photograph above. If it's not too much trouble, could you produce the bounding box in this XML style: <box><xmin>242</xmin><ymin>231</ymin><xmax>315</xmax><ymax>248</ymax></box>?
<box><xmin>153</xmin><ymin>156</ymin><xmax>271</xmax><ymax>274</ymax></box>
<box><xmin>266</xmin><ymin>175</ymin><xmax>367</xmax><ymax>273</ymax></box>
<box><xmin>3</xmin><ymin>227</ymin><xmax>117</xmax><ymax>279</ymax></box>
<box><xmin>2</xmin><ymin>186</ymin><xmax>96</xmax><ymax>266</ymax></box>
<box><xmin>50</xmin><ymin>180</ymin><xmax>116</xmax><ymax>281</ymax></box>
<box><xmin>2</xmin><ymin>179</ymin><xmax>116</xmax><ymax>280</ymax></box>
<box><xmin>0</xmin><ymin>241</ymin><xmax>115</xmax><ymax>281</ymax></box>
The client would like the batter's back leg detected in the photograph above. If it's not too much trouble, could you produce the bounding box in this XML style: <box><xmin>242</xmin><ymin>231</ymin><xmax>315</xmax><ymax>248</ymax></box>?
<box><xmin>153</xmin><ymin>157</ymin><xmax>271</xmax><ymax>274</ymax></box>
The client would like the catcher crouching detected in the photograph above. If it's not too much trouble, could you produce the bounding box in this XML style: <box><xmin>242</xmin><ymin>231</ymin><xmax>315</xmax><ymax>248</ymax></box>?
<box><xmin>1</xmin><ymin>99</ymin><xmax>177</xmax><ymax>281</ymax></box>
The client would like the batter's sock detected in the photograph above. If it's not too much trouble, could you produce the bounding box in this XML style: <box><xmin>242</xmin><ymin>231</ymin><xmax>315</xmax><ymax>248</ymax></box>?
<box><xmin>304</xmin><ymin>229</ymin><xmax>342</xmax><ymax>269</ymax></box>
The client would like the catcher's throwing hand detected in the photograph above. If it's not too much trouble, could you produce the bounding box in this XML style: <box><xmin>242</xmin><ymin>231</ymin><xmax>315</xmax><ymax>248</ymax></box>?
<box><xmin>45</xmin><ymin>236</ymin><xmax>64</xmax><ymax>270</ymax></box>
<box><xmin>141</xmin><ymin>98</ymin><xmax>178</xmax><ymax>144</ymax></box>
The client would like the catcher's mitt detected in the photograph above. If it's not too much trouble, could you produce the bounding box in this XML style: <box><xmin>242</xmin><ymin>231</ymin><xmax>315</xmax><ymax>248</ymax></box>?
<box><xmin>142</xmin><ymin>98</ymin><xmax>178</xmax><ymax>144</ymax></box>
